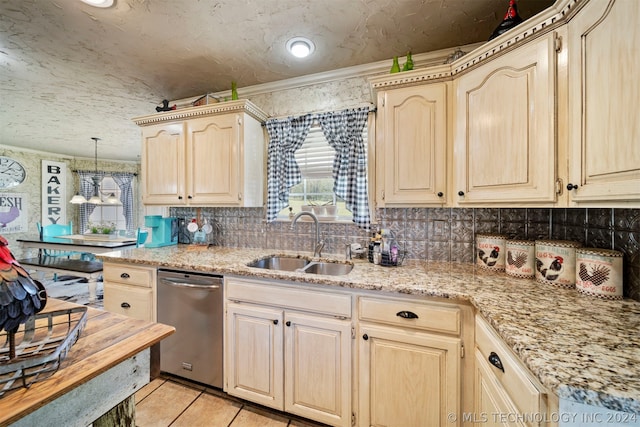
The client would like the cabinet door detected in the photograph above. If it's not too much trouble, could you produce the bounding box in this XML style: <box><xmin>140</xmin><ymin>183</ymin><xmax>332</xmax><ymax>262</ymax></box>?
<box><xmin>377</xmin><ymin>83</ymin><xmax>447</xmax><ymax>205</ymax></box>
<box><xmin>454</xmin><ymin>33</ymin><xmax>557</xmax><ymax>204</ymax></box>
<box><xmin>141</xmin><ymin>122</ymin><xmax>186</xmax><ymax>204</ymax></box>
<box><xmin>474</xmin><ymin>349</ymin><xmax>527</xmax><ymax>427</ymax></box>
<box><xmin>186</xmin><ymin>115</ymin><xmax>240</xmax><ymax>205</ymax></box>
<box><xmin>358</xmin><ymin>324</ymin><xmax>461</xmax><ymax>427</ymax></box>
<box><xmin>103</xmin><ymin>282</ymin><xmax>153</xmax><ymax>322</ymax></box>
<box><xmin>284</xmin><ymin>312</ymin><xmax>352</xmax><ymax>427</ymax></box>
<box><xmin>567</xmin><ymin>0</ymin><xmax>640</xmax><ymax>203</ymax></box>
<box><xmin>225</xmin><ymin>302</ymin><xmax>284</xmax><ymax>410</ymax></box>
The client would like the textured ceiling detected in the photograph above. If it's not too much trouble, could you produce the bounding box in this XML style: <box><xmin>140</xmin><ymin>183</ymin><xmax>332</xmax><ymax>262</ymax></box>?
<box><xmin>0</xmin><ymin>0</ymin><xmax>554</xmax><ymax>161</ymax></box>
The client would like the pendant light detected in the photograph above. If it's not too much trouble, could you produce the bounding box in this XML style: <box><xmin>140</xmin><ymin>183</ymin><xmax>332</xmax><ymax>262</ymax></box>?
<box><xmin>69</xmin><ymin>137</ymin><xmax>121</xmax><ymax>205</ymax></box>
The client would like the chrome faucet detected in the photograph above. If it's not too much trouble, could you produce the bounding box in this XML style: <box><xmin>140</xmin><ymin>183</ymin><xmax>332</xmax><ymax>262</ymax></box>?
<box><xmin>291</xmin><ymin>211</ymin><xmax>324</xmax><ymax>257</ymax></box>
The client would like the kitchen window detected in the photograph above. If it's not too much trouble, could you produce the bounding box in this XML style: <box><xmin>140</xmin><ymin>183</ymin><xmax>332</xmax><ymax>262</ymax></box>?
<box><xmin>277</xmin><ymin>124</ymin><xmax>368</xmax><ymax>220</ymax></box>
<box><xmin>87</xmin><ymin>176</ymin><xmax>127</xmax><ymax>231</ymax></box>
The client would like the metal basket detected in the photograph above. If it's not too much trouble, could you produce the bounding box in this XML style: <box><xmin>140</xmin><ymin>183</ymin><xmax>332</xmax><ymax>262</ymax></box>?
<box><xmin>0</xmin><ymin>306</ymin><xmax>88</xmax><ymax>397</ymax></box>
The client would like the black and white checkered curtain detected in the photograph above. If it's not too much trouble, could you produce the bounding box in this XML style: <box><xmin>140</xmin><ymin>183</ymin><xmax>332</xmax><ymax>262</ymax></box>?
<box><xmin>318</xmin><ymin>107</ymin><xmax>371</xmax><ymax>231</ymax></box>
<box><xmin>76</xmin><ymin>170</ymin><xmax>104</xmax><ymax>233</ymax></box>
<box><xmin>76</xmin><ymin>171</ymin><xmax>135</xmax><ymax>233</ymax></box>
<box><xmin>112</xmin><ymin>172</ymin><xmax>135</xmax><ymax>233</ymax></box>
<box><xmin>265</xmin><ymin>114</ymin><xmax>314</xmax><ymax>222</ymax></box>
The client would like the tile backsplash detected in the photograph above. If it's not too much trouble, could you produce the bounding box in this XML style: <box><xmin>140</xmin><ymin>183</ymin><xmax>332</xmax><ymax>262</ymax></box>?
<box><xmin>170</xmin><ymin>207</ymin><xmax>640</xmax><ymax>301</ymax></box>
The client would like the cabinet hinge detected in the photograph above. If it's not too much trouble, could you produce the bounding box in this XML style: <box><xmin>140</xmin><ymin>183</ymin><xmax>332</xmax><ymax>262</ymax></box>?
<box><xmin>352</xmin><ymin>412</ymin><xmax>356</xmax><ymax>426</ymax></box>
<box><xmin>238</xmin><ymin>193</ymin><xmax>242</xmax><ymax>200</ymax></box>
<box><xmin>554</xmin><ymin>33</ymin><xmax>563</xmax><ymax>53</ymax></box>
<box><xmin>381</xmin><ymin>190</ymin><xmax>385</xmax><ymax>200</ymax></box>
<box><xmin>461</xmin><ymin>344</ymin><xmax>465</xmax><ymax>359</ymax></box>
<box><xmin>237</xmin><ymin>116</ymin><xmax>242</xmax><ymax>126</ymax></box>
<box><xmin>351</xmin><ymin>327</ymin><xmax>356</xmax><ymax>339</ymax></box>
<box><xmin>556</xmin><ymin>178</ymin><xmax>563</xmax><ymax>195</ymax></box>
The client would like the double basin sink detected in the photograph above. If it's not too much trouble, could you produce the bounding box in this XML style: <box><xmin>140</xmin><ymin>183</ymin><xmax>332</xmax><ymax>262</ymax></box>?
<box><xmin>247</xmin><ymin>256</ymin><xmax>353</xmax><ymax>276</ymax></box>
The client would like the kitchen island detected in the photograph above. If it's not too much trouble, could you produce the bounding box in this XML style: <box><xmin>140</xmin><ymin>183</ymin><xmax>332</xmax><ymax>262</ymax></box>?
<box><xmin>98</xmin><ymin>245</ymin><xmax>640</xmax><ymax>418</ymax></box>
<box><xmin>0</xmin><ymin>298</ymin><xmax>174</xmax><ymax>426</ymax></box>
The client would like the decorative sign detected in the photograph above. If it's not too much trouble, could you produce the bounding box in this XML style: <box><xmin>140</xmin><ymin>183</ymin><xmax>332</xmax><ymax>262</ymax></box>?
<box><xmin>0</xmin><ymin>193</ymin><xmax>28</xmax><ymax>233</ymax></box>
<box><xmin>41</xmin><ymin>160</ymin><xmax>67</xmax><ymax>226</ymax></box>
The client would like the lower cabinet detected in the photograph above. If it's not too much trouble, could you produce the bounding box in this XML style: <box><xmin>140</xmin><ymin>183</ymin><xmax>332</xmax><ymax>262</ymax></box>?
<box><xmin>474</xmin><ymin>315</ymin><xmax>547</xmax><ymax>427</ymax></box>
<box><xmin>357</xmin><ymin>296</ymin><xmax>468</xmax><ymax>427</ymax></box>
<box><xmin>225</xmin><ymin>278</ymin><xmax>353</xmax><ymax>427</ymax></box>
<box><xmin>103</xmin><ymin>262</ymin><xmax>157</xmax><ymax>322</ymax></box>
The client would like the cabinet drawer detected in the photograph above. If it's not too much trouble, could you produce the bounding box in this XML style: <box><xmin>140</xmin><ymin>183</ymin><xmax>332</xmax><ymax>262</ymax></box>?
<box><xmin>475</xmin><ymin>315</ymin><xmax>545</xmax><ymax>416</ymax></box>
<box><xmin>104</xmin><ymin>263</ymin><xmax>154</xmax><ymax>288</ymax></box>
<box><xmin>359</xmin><ymin>296</ymin><xmax>460</xmax><ymax>335</ymax></box>
<box><xmin>104</xmin><ymin>283</ymin><xmax>153</xmax><ymax>322</ymax></box>
<box><xmin>226</xmin><ymin>278</ymin><xmax>351</xmax><ymax>318</ymax></box>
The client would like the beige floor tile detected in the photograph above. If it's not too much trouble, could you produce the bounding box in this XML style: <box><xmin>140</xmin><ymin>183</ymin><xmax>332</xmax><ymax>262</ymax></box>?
<box><xmin>230</xmin><ymin>405</ymin><xmax>289</xmax><ymax>427</ymax></box>
<box><xmin>135</xmin><ymin>380</ymin><xmax>202</xmax><ymax>427</ymax></box>
<box><xmin>171</xmin><ymin>392</ymin><xmax>243</xmax><ymax>427</ymax></box>
<box><xmin>135</xmin><ymin>377</ymin><xmax>166</xmax><ymax>403</ymax></box>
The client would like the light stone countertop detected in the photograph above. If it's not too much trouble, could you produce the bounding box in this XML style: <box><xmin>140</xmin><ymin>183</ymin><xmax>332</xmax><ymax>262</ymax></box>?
<box><xmin>98</xmin><ymin>245</ymin><xmax>640</xmax><ymax>415</ymax></box>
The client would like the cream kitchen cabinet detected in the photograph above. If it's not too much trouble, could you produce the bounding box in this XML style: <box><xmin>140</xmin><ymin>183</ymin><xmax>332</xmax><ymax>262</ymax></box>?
<box><xmin>474</xmin><ymin>315</ymin><xmax>548</xmax><ymax>427</ymax></box>
<box><xmin>453</xmin><ymin>32</ymin><xmax>559</xmax><ymax>205</ymax></box>
<box><xmin>134</xmin><ymin>100</ymin><xmax>267</xmax><ymax>207</ymax></box>
<box><xmin>370</xmin><ymin>70</ymin><xmax>449</xmax><ymax>206</ymax></box>
<box><xmin>225</xmin><ymin>278</ymin><xmax>353</xmax><ymax>427</ymax></box>
<box><xmin>566</xmin><ymin>0</ymin><xmax>640</xmax><ymax>205</ymax></box>
<box><xmin>103</xmin><ymin>262</ymin><xmax>157</xmax><ymax>322</ymax></box>
<box><xmin>357</xmin><ymin>295</ymin><xmax>473</xmax><ymax>427</ymax></box>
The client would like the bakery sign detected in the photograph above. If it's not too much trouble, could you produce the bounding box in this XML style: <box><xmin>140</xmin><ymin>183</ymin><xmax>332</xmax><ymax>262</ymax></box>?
<box><xmin>41</xmin><ymin>160</ymin><xmax>67</xmax><ymax>226</ymax></box>
<box><xmin>0</xmin><ymin>193</ymin><xmax>28</xmax><ymax>234</ymax></box>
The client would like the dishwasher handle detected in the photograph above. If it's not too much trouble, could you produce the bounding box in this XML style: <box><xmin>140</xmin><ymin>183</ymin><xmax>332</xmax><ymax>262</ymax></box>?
<box><xmin>159</xmin><ymin>277</ymin><xmax>222</xmax><ymax>290</ymax></box>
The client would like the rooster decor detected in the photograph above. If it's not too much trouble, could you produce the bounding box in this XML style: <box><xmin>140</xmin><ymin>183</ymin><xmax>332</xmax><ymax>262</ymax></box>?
<box><xmin>536</xmin><ymin>255</ymin><xmax>564</xmax><ymax>282</ymax></box>
<box><xmin>578</xmin><ymin>263</ymin><xmax>611</xmax><ymax>287</ymax></box>
<box><xmin>507</xmin><ymin>250</ymin><xmax>528</xmax><ymax>268</ymax></box>
<box><xmin>0</xmin><ymin>236</ymin><xmax>47</xmax><ymax>359</ymax></box>
<box><xmin>479</xmin><ymin>246</ymin><xmax>500</xmax><ymax>267</ymax></box>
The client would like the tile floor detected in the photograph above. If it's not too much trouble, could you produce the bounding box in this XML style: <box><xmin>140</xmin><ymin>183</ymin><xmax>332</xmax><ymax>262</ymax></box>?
<box><xmin>134</xmin><ymin>375</ymin><xmax>329</xmax><ymax>427</ymax></box>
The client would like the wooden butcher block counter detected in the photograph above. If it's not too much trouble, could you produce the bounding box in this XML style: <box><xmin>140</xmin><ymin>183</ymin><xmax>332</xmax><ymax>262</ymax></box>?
<box><xmin>0</xmin><ymin>299</ymin><xmax>175</xmax><ymax>427</ymax></box>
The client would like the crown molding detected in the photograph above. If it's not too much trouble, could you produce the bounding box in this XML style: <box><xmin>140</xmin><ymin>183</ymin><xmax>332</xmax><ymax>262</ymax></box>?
<box><xmin>132</xmin><ymin>99</ymin><xmax>269</xmax><ymax>126</ymax></box>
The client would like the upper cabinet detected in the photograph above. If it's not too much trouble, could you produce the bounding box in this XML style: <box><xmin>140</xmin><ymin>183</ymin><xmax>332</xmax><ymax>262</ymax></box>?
<box><xmin>453</xmin><ymin>32</ymin><xmax>559</xmax><ymax>205</ymax></box>
<box><xmin>370</xmin><ymin>67</ymin><xmax>450</xmax><ymax>206</ymax></box>
<box><xmin>133</xmin><ymin>100</ymin><xmax>267</xmax><ymax>207</ymax></box>
<box><xmin>566</xmin><ymin>0</ymin><xmax>640</xmax><ymax>204</ymax></box>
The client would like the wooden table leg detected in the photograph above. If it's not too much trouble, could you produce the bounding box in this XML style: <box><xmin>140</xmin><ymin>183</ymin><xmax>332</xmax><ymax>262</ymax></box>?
<box><xmin>93</xmin><ymin>395</ymin><xmax>136</xmax><ymax>427</ymax></box>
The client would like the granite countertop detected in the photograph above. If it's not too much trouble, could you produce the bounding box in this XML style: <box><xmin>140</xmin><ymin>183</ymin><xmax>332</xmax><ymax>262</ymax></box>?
<box><xmin>98</xmin><ymin>245</ymin><xmax>640</xmax><ymax>415</ymax></box>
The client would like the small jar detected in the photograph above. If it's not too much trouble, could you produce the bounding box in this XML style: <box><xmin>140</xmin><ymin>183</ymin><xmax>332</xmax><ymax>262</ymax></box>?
<box><xmin>535</xmin><ymin>240</ymin><xmax>582</xmax><ymax>288</ymax></box>
<box><xmin>575</xmin><ymin>248</ymin><xmax>624</xmax><ymax>300</ymax></box>
<box><xmin>476</xmin><ymin>233</ymin><xmax>508</xmax><ymax>271</ymax></box>
<box><xmin>505</xmin><ymin>240</ymin><xmax>535</xmax><ymax>278</ymax></box>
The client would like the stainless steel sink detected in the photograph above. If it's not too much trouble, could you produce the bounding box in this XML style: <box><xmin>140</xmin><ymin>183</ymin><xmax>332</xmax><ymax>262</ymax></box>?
<box><xmin>247</xmin><ymin>256</ymin><xmax>309</xmax><ymax>271</ymax></box>
<box><xmin>303</xmin><ymin>262</ymin><xmax>353</xmax><ymax>276</ymax></box>
<box><xmin>246</xmin><ymin>256</ymin><xmax>353</xmax><ymax>276</ymax></box>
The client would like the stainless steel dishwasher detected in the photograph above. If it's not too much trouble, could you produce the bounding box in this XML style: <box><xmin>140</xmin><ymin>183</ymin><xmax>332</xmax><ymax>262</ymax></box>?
<box><xmin>157</xmin><ymin>269</ymin><xmax>223</xmax><ymax>388</ymax></box>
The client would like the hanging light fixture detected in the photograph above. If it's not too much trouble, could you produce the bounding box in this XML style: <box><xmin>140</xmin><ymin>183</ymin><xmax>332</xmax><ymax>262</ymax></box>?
<box><xmin>69</xmin><ymin>137</ymin><xmax>121</xmax><ymax>205</ymax></box>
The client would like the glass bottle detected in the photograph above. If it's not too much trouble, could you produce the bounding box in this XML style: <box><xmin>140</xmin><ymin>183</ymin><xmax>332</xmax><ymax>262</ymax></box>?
<box><xmin>231</xmin><ymin>81</ymin><xmax>239</xmax><ymax>100</ymax></box>
<box><xmin>390</xmin><ymin>56</ymin><xmax>400</xmax><ymax>74</ymax></box>
<box><xmin>402</xmin><ymin>52</ymin><xmax>414</xmax><ymax>71</ymax></box>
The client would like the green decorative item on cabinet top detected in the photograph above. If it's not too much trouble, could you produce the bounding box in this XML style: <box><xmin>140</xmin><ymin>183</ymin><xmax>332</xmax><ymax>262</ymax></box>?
<box><xmin>231</xmin><ymin>81</ymin><xmax>238</xmax><ymax>100</ymax></box>
<box><xmin>390</xmin><ymin>56</ymin><xmax>400</xmax><ymax>73</ymax></box>
<box><xmin>402</xmin><ymin>52</ymin><xmax>414</xmax><ymax>71</ymax></box>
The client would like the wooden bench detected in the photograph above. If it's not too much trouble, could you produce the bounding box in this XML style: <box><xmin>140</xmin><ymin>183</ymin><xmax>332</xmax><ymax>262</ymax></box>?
<box><xmin>18</xmin><ymin>257</ymin><xmax>104</xmax><ymax>302</ymax></box>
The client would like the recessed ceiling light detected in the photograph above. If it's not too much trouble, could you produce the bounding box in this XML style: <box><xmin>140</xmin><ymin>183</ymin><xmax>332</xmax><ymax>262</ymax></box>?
<box><xmin>81</xmin><ymin>0</ymin><xmax>114</xmax><ymax>8</ymax></box>
<box><xmin>286</xmin><ymin>37</ymin><xmax>315</xmax><ymax>59</ymax></box>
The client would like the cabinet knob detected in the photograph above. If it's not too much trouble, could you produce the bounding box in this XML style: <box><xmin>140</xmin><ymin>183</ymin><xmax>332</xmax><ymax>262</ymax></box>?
<box><xmin>396</xmin><ymin>310</ymin><xmax>419</xmax><ymax>319</ymax></box>
<box><xmin>273</xmin><ymin>319</ymin><xmax>278</xmax><ymax>325</ymax></box>
<box><xmin>362</xmin><ymin>334</ymin><xmax>369</xmax><ymax>341</ymax></box>
<box><xmin>121</xmin><ymin>302</ymin><xmax>131</xmax><ymax>309</ymax></box>
<box><xmin>566</xmin><ymin>183</ymin><xmax>579</xmax><ymax>191</ymax></box>
<box><xmin>188</xmin><ymin>195</ymin><xmax>193</xmax><ymax>199</ymax></box>
<box><xmin>458</xmin><ymin>191</ymin><xmax>465</xmax><ymax>197</ymax></box>
<box><xmin>488</xmin><ymin>351</ymin><xmax>505</xmax><ymax>372</ymax></box>
<box><xmin>120</xmin><ymin>273</ymin><xmax>130</xmax><ymax>279</ymax></box>
<box><xmin>286</xmin><ymin>321</ymin><xmax>291</xmax><ymax>327</ymax></box>
<box><xmin>437</xmin><ymin>192</ymin><xmax>444</xmax><ymax>198</ymax></box>
<box><xmin>178</xmin><ymin>196</ymin><xmax>183</xmax><ymax>200</ymax></box>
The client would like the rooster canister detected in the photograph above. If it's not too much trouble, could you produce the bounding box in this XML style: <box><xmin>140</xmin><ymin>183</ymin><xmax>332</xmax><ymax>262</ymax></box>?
<box><xmin>535</xmin><ymin>240</ymin><xmax>582</xmax><ymax>288</ymax></box>
<box><xmin>476</xmin><ymin>233</ymin><xmax>507</xmax><ymax>271</ymax></box>
<box><xmin>505</xmin><ymin>239</ymin><xmax>535</xmax><ymax>278</ymax></box>
<box><xmin>575</xmin><ymin>248</ymin><xmax>623</xmax><ymax>300</ymax></box>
